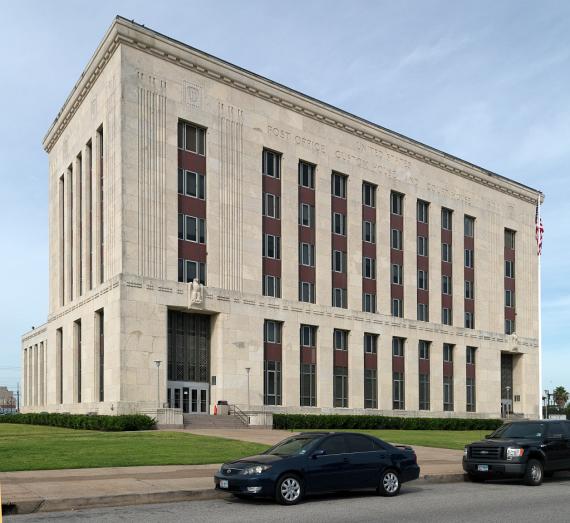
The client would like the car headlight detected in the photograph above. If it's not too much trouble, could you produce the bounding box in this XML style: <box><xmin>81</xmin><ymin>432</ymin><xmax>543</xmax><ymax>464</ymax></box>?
<box><xmin>506</xmin><ymin>447</ymin><xmax>524</xmax><ymax>460</ymax></box>
<box><xmin>463</xmin><ymin>447</ymin><xmax>468</xmax><ymax>458</ymax></box>
<box><xmin>242</xmin><ymin>464</ymin><xmax>272</xmax><ymax>475</ymax></box>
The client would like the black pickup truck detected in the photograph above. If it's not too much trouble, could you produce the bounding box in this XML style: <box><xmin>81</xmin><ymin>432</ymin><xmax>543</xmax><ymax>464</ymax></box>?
<box><xmin>463</xmin><ymin>420</ymin><xmax>570</xmax><ymax>485</ymax></box>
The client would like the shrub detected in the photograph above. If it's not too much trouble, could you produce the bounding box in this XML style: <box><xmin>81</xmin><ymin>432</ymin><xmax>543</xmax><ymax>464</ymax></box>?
<box><xmin>0</xmin><ymin>413</ymin><xmax>156</xmax><ymax>431</ymax></box>
<box><xmin>273</xmin><ymin>414</ymin><xmax>503</xmax><ymax>431</ymax></box>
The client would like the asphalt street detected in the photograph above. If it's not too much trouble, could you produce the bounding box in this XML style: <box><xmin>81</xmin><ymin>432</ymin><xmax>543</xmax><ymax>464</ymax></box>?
<box><xmin>6</xmin><ymin>477</ymin><xmax>570</xmax><ymax>523</ymax></box>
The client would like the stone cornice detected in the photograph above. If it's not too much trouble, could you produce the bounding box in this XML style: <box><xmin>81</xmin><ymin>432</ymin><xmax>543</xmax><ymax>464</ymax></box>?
<box><xmin>21</xmin><ymin>324</ymin><xmax>48</xmax><ymax>343</ymax></box>
<box><xmin>43</xmin><ymin>17</ymin><xmax>544</xmax><ymax>205</ymax></box>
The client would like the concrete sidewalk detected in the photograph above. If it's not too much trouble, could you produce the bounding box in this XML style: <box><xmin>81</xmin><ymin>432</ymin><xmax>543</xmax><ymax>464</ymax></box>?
<box><xmin>1</xmin><ymin>430</ymin><xmax>463</xmax><ymax>516</ymax></box>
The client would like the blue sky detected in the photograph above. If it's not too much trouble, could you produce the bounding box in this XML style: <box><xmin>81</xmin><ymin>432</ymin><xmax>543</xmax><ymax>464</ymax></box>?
<box><xmin>1</xmin><ymin>1</ymin><xmax>568</xmax><ymax>397</ymax></box>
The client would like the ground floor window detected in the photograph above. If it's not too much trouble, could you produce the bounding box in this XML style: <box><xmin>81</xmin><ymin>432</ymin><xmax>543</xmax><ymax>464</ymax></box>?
<box><xmin>443</xmin><ymin>376</ymin><xmax>454</xmax><ymax>411</ymax></box>
<box><xmin>333</xmin><ymin>366</ymin><xmax>348</xmax><ymax>408</ymax></box>
<box><xmin>364</xmin><ymin>368</ymin><xmax>377</xmax><ymax>409</ymax></box>
<box><xmin>300</xmin><ymin>363</ymin><xmax>316</xmax><ymax>406</ymax></box>
<box><xmin>264</xmin><ymin>360</ymin><xmax>282</xmax><ymax>405</ymax></box>
<box><xmin>393</xmin><ymin>372</ymin><xmax>405</xmax><ymax>410</ymax></box>
<box><xmin>419</xmin><ymin>373</ymin><xmax>430</xmax><ymax>410</ymax></box>
<box><xmin>466</xmin><ymin>377</ymin><xmax>476</xmax><ymax>412</ymax></box>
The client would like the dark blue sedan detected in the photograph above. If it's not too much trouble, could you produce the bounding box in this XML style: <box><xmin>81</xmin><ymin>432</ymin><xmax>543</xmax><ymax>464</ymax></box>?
<box><xmin>214</xmin><ymin>432</ymin><xmax>420</xmax><ymax>505</ymax></box>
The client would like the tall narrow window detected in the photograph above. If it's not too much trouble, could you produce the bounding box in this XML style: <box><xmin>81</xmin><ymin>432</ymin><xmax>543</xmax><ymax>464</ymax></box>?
<box><xmin>332</xmin><ymin>172</ymin><xmax>347</xmax><ymax>198</ymax></box>
<box><xmin>419</xmin><ymin>373</ymin><xmax>430</xmax><ymax>410</ymax></box>
<box><xmin>392</xmin><ymin>337</ymin><xmax>405</xmax><ymax>357</ymax></box>
<box><xmin>59</xmin><ymin>175</ymin><xmax>65</xmax><ymax>305</ymax></box>
<box><xmin>262</xmin><ymin>149</ymin><xmax>281</xmax><ymax>178</ymax></box>
<box><xmin>393</xmin><ymin>372</ymin><xmax>405</xmax><ymax>409</ymax></box>
<box><xmin>263</xmin><ymin>193</ymin><xmax>280</xmax><ymax>219</ymax></box>
<box><xmin>505</xmin><ymin>229</ymin><xmax>516</xmax><ymax>250</ymax></box>
<box><xmin>96</xmin><ymin>309</ymin><xmax>104</xmax><ymax>402</ymax></box>
<box><xmin>442</xmin><ymin>208</ymin><xmax>453</xmax><ymax>230</ymax></box>
<box><xmin>299</xmin><ymin>161</ymin><xmax>315</xmax><ymax>189</ymax></box>
<box><xmin>300</xmin><ymin>325</ymin><xmax>317</xmax><ymax>407</ymax></box>
<box><xmin>364</xmin><ymin>333</ymin><xmax>378</xmax><ymax>354</ymax></box>
<box><xmin>333</xmin><ymin>329</ymin><xmax>349</xmax><ymax>351</ymax></box>
<box><xmin>333</xmin><ymin>367</ymin><xmax>348</xmax><ymax>407</ymax></box>
<box><xmin>443</xmin><ymin>376</ymin><xmax>454</xmax><ymax>411</ymax></box>
<box><xmin>417</xmin><ymin>200</ymin><xmax>429</xmax><ymax>223</ymax></box>
<box><xmin>464</xmin><ymin>216</ymin><xmax>475</xmax><ymax>237</ymax></box>
<box><xmin>264</xmin><ymin>360</ymin><xmax>282</xmax><ymax>406</ymax></box>
<box><xmin>364</xmin><ymin>369</ymin><xmax>377</xmax><ymax>409</ymax></box>
<box><xmin>56</xmin><ymin>328</ymin><xmax>63</xmax><ymax>404</ymax></box>
<box><xmin>263</xmin><ymin>320</ymin><xmax>282</xmax><ymax>405</ymax></box>
<box><xmin>466</xmin><ymin>377</ymin><xmax>476</xmax><ymax>412</ymax></box>
<box><xmin>263</xmin><ymin>275</ymin><xmax>281</xmax><ymax>298</ymax></box>
<box><xmin>74</xmin><ymin>319</ymin><xmax>82</xmax><ymax>403</ymax></box>
<box><xmin>97</xmin><ymin>126</ymin><xmax>104</xmax><ymax>284</ymax></box>
<box><xmin>69</xmin><ymin>164</ymin><xmax>74</xmax><ymax>300</ymax></box>
<box><xmin>77</xmin><ymin>153</ymin><xmax>83</xmax><ymax>297</ymax></box>
<box><xmin>363</xmin><ymin>182</ymin><xmax>376</xmax><ymax>207</ymax></box>
<box><xmin>391</xmin><ymin>192</ymin><xmax>404</xmax><ymax>215</ymax></box>
<box><xmin>86</xmin><ymin>140</ymin><xmax>93</xmax><ymax>291</ymax></box>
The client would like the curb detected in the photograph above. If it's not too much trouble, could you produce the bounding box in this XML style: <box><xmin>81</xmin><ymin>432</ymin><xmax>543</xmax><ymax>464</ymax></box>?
<box><xmin>2</xmin><ymin>488</ymin><xmax>227</xmax><ymax>516</ymax></box>
<box><xmin>418</xmin><ymin>473</ymin><xmax>465</xmax><ymax>484</ymax></box>
<box><xmin>2</xmin><ymin>474</ymin><xmax>467</xmax><ymax>515</ymax></box>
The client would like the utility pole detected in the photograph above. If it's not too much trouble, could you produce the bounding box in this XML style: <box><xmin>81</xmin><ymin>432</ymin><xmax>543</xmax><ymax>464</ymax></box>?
<box><xmin>16</xmin><ymin>382</ymin><xmax>20</xmax><ymax>412</ymax></box>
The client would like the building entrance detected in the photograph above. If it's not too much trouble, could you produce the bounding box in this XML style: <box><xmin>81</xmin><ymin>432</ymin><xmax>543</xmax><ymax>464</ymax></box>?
<box><xmin>501</xmin><ymin>353</ymin><xmax>514</xmax><ymax>417</ymax></box>
<box><xmin>167</xmin><ymin>311</ymin><xmax>210</xmax><ymax>414</ymax></box>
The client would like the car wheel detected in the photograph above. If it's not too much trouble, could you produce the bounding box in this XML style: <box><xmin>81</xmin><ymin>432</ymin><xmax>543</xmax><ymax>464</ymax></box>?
<box><xmin>276</xmin><ymin>474</ymin><xmax>303</xmax><ymax>505</ymax></box>
<box><xmin>524</xmin><ymin>459</ymin><xmax>544</xmax><ymax>486</ymax></box>
<box><xmin>466</xmin><ymin>473</ymin><xmax>485</xmax><ymax>483</ymax></box>
<box><xmin>378</xmin><ymin>469</ymin><xmax>401</xmax><ymax>497</ymax></box>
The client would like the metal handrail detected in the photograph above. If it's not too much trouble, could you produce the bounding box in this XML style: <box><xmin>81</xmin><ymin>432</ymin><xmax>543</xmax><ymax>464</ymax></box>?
<box><xmin>229</xmin><ymin>404</ymin><xmax>250</xmax><ymax>426</ymax></box>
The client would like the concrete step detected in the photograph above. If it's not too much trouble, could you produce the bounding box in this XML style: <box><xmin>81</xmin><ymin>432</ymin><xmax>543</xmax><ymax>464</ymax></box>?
<box><xmin>183</xmin><ymin>415</ymin><xmax>247</xmax><ymax>429</ymax></box>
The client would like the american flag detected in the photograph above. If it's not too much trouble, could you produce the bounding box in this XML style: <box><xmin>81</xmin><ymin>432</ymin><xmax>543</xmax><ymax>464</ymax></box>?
<box><xmin>535</xmin><ymin>205</ymin><xmax>544</xmax><ymax>256</ymax></box>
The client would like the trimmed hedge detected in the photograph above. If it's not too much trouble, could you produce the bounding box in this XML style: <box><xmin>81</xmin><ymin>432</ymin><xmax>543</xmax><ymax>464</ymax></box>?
<box><xmin>273</xmin><ymin>414</ymin><xmax>503</xmax><ymax>431</ymax></box>
<box><xmin>0</xmin><ymin>413</ymin><xmax>156</xmax><ymax>431</ymax></box>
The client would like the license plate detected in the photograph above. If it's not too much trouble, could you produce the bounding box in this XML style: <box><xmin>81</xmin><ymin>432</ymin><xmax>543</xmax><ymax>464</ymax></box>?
<box><xmin>477</xmin><ymin>465</ymin><xmax>489</xmax><ymax>472</ymax></box>
<box><xmin>219</xmin><ymin>479</ymin><xmax>228</xmax><ymax>489</ymax></box>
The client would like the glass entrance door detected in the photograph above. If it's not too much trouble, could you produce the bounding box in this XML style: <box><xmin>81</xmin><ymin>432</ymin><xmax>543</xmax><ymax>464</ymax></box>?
<box><xmin>167</xmin><ymin>311</ymin><xmax>211</xmax><ymax>414</ymax></box>
<box><xmin>167</xmin><ymin>382</ymin><xmax>209</xmax><ymax>414</ymax></box>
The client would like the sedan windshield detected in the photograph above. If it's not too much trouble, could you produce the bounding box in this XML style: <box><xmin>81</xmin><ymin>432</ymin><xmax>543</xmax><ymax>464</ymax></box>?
<box><xmin>265</xmin><ymin>436</ymin><xmax>318</xmax><ymax>457</ymax></box>
<box><xmin>488</xmin><ymin>422</ymin><xmax>546</xmax><ymax>439</ymax></box>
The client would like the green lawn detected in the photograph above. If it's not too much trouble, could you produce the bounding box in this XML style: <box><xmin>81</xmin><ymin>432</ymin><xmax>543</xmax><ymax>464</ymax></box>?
<box><xmin>294</xmin><ymin>429</ymin><xmax>489</xmax><ymax>450</ymax></box>
<box><xmin>0</xmin><ymin>424</ymin><xmax>268</xmax><ymax>472</ymax></box>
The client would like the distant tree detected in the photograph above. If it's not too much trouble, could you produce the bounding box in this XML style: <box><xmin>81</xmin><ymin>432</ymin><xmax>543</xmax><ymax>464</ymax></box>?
<box><xmin>553</xmin><ymin>386</ymin><xmax>569</xmax><ymax>407</ymax></box>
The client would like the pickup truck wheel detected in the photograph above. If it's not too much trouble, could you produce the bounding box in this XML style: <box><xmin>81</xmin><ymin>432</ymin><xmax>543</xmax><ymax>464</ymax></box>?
<box><xmin>524</xmin><ymin>459</ymin><xmax>544</xmax><ymax>486</ymax></box>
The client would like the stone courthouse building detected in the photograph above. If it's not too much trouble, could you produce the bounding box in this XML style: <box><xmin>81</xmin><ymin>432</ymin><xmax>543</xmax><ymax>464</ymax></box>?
<box><xmin>21</xmin><ymin>17</ymin><xmax>543</xmax><ymax>420</ymax></box>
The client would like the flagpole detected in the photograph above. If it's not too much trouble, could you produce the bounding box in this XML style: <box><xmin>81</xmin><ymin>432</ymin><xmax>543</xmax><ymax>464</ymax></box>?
<box><xmin>537</xmin><ymin>198</ymin><xmax>543</xmax><ymax>419</ymax></box>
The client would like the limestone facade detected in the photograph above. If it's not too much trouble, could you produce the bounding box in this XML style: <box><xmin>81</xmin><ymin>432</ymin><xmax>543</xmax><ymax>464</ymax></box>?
<box><xmin>21</xmin><ymin>17</ymin><xmax>543</xmax><ymax>418</ymax></box>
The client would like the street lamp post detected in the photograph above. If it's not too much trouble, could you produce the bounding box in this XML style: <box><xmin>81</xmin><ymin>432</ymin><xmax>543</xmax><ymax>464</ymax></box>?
<box><xmin>505</xmin><ymin>386</ymin><xmax>511</xmax><ymax>418</ymax></box>
<box><xmin>245</xmin><ymin>367</ymin><xmax>251</xmax><ymax>411</ymax></box>
<box><xmin>544</xmin><ymin>389</ymin><xmax>550</xmax><ymax>419</ymax></box>
<box><xmin>154</xmin><ymin>360</ymin><xmax>162</xmax><ymax>409</ymax></box>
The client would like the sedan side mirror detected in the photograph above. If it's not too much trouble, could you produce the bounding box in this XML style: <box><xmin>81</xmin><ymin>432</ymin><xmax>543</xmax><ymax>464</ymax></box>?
<box><xmin>484</xmin><ymin>434</ymin><xmax>492</xmax><ymax>439</ymax></box>
<box><xmin>312</xmin><ymin>449</ymin><xmax>326</xmax><ymax>459</ymax></box>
